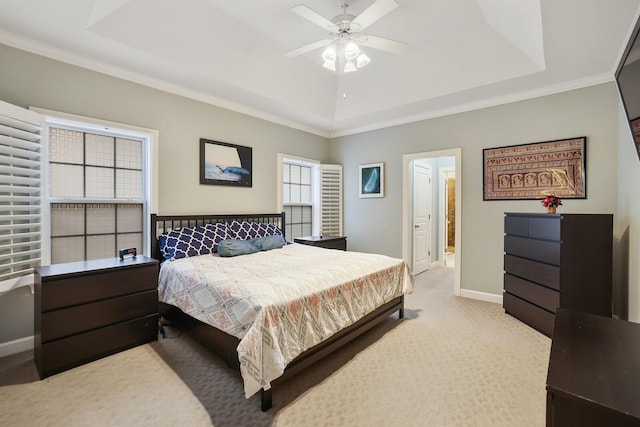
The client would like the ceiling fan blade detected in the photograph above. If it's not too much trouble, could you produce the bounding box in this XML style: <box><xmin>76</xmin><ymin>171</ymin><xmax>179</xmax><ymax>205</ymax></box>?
<box><xmin>360</xmin><ymin>34</ymin><xmax>407</xmax><ymax>54</ymax></box>
<box><xmin>352</xmin><ymin>0</ymin><xmax>398</xmax><ymax>31</ymax></box>
<box><xmin>285</xmin><ymin>39</ymin><xmax>332</xmax><ymax>58</ymax></box>
<box><xmin>291</xmin><ymin>5</ymin><xmax>337</xmax><ymax>32</ymax></box>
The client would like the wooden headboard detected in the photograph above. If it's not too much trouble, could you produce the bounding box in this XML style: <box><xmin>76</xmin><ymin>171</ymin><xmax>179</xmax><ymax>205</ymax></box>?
<box><xmin>150</xmin><ymin>212</ymin><xmax>286</xmax><ymax>261</ymax></box>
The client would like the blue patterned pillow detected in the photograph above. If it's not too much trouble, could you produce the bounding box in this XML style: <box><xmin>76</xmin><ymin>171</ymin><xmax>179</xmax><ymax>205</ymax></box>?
<box><xmin>158</xmin><ymin>223</ymin><xmax>230</xmax><ymax>261</ymax></box>
<box><xmin>226</xmin><ymin>220</ymin><xmax>283</xmax><ymax>240</ymax></box>
<box><xmin>203</xmin><ymin>222</ymin><xmax>232</xmax><ymax>249</ymax></box>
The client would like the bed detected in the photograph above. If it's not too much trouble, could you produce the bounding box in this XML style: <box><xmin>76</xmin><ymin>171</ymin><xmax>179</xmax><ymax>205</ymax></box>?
<box><xmin>151</xmin><ymin>212</ymin><xmax>413</xmax><ymax>411</ymax></box>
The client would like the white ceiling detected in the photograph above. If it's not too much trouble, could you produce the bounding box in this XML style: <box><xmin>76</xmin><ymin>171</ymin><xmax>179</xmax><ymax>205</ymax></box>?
<box><xmin>0</xmin><ymin>0</ymin><xmax>639</xmax><ymax>137</ymax></box>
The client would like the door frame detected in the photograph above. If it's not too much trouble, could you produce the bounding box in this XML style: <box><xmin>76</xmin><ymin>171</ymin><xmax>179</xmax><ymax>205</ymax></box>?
<box><xmin>402</xmin><ymin>148</ymin><xmax>461</xmax><ymax>296</ymax></box>
<box><xmin>439</xmin><ymin>166</ymin><xmax>455</xmax><ymax>267</ymax></box>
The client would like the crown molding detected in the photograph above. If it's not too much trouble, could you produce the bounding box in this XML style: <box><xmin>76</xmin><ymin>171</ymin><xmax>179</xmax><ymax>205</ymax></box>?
<box><xmin>329</xmin><ymin>73</ymin><xmax>615</xmax><ymax>138</ymax></box>
<box><xmin>0</xmin><ymin>30</ymin><xmax>330</xmax><ymax>138</ymax></box>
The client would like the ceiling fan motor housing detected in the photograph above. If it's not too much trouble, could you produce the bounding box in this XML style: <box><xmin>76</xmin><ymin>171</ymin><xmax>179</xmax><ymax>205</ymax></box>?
<box><xmin>333</xmin><ymin>14</ymin><xmax>357</xmax><ymax>33</ymax></box>
<box><xmin>333</xmin><ymin>2</ymin><xmax>359</xmax><ymax>33</ymax></box>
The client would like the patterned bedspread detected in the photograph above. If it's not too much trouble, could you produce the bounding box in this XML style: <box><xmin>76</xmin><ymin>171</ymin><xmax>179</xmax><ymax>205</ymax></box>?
<box><xmin>158</xmin><ymin>243</ymin><xmax>414</xmax><ymax>398</ymax></box>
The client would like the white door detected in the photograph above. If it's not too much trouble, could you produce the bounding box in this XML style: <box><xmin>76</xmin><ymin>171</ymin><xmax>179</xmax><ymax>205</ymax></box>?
<box><xmin>412</xmin><ymin>163</ymin><xmax>432</xmax><ymax>274</ymax></box>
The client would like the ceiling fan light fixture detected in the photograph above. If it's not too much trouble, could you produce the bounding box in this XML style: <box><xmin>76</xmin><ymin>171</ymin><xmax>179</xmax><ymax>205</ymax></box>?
<box><xmin>357</xmin><ymin>52</ymin><xmax>371</xmax><ymax>68</ymax></box>
<box><xmin>287</xmin><ymin>1</ymin><xmax>406</xmax><ymax>74</ymax></box>
<box><xmin>322</xmin><ymin>46</ymin><xmax>336</xmax><ymax>62</ymax></box>
<box><xmin>323</xmin><ymin>58</ymin><xmax>337</xmax><ymax>71</ymax></box>
<box><xmin>344</xmin><ymin>41</ymin><xmax>360</xmax><ymax>60</ymax></box>
<box><xmin>343</xmin><ymin>60</ymin><xmax>357</xmax><ymax>73</ymax></box>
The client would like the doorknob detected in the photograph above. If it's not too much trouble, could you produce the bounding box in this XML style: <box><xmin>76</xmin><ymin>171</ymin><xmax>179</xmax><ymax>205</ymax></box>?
<box><xmin>414</xmin><ymin>225</ymin><xmax>419</xmax><ymax>229</ymax></box>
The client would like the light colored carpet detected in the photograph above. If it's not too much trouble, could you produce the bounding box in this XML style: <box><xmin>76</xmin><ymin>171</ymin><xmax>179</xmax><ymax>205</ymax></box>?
<box><xmin>0</xmin><ymin>267</ymin><xmax>551</xmax><ymax>426</ymax></box>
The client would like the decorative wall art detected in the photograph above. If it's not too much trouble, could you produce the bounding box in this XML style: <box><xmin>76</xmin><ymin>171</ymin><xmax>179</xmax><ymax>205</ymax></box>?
<box><xmin>359</xmin><ymin>162</ymin><xmax>384</xmax><ymax>198</ymax></box>
<box><xmin>200</xmin><ymin>138</ymin><xmax>252</xmax><ymax>187</ymax></box>
<box><xmin>483</xmin><ymin>137</ymin><xmax>586</xmax><ymax>201</ymax></box>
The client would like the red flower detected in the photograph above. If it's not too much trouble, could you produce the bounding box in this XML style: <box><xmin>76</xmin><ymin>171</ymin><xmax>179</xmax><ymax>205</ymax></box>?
<box><xmin>541</xmin><ymin>195</ymin><xmax>562</xmax><ymax>207</ymax></box>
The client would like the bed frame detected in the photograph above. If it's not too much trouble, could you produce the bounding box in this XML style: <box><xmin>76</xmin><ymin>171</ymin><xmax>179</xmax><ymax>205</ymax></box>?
<box><xmin>151</xmin><ymin>212</ymin><xmax>405</xmax><ymax>411</ymax></box>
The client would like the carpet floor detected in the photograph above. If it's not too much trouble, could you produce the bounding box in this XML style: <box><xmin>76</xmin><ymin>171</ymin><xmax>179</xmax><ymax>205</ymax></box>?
<box><xmin>0</xmin><ymin>266</ymin><xmax>551</xmax><ymax>426</ymax></box>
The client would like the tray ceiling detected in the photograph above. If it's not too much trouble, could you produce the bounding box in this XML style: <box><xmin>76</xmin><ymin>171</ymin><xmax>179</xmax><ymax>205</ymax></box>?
<box><xmin>0</xmin><ymin>0</ymin><xmax>639</xmax><ymax>136</ymax></box>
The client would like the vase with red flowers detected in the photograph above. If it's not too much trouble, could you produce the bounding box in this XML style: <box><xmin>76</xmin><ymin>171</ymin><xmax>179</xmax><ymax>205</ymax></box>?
<box><xmin>541</xmin><ymin>194</ymin><xmax>562</xmax><ymax>213</ymax></box>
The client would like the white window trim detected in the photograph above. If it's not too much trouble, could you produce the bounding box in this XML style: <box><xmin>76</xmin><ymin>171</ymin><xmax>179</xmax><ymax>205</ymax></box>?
<box><xmin>32</xmin><ymin>107</ymin><xmax>158</xmax><ymax>263</ymax></box>
<box><xmin>277</xmin><ymin>153</ymin><xmax>321</xmax><ymax>236</ymax></box>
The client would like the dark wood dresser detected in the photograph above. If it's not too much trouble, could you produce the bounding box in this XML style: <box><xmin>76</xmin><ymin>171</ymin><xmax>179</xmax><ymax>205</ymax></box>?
<box><xmin>34</xmin><ymin>256</ymin><xmax>159</xmax><ymax>379</ymax></box>
<box><xmin>503</xmin><ymin>213</ymin><xmax>612</xmax><ymax>337</ymax></box>
<box><xmin>546</xmin><ymin>309</ymin><xmax>640</xmax><ymax>426</ymax></box>
<box><xmin>294</xmin><ymin>235</ymin><xmax>347</xmax><ymax>251</ymax></box>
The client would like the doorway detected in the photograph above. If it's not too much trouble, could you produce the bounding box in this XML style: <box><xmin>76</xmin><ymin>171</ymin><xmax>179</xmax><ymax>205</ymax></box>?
<box><xmin>402</xmin><ymin>149</ymin><xmax>461</xmax><ymax>296</ymax></box>
<box><xmin>412</xmin><ymin>162</ymin><xmax>432</xmax><ymax>274</ymax></box>
<box><xmin>441</xmin><ymin>168</ymin><xmax>455</xmax><ymax>268</ymax></box>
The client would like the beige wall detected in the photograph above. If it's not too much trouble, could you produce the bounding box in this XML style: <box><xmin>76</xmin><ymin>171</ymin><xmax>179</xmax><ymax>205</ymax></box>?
<box><xmin>0</xmin><ymin>44</ymin><xmax>330</xmax><ymax>346</ymax></box>
<box><xmin>331</xmin><ymin>82</ymin><xmax>639</xmax><ymax>319</ymax></box>
<box><xmin>1</xmin><ymin>42</ymin><xmax>639</xmax><ymax>350</ymax></box>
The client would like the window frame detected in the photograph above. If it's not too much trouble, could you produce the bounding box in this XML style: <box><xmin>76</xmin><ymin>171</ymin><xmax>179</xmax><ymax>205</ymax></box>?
<box><xmin>277</xmin><ymin>154</ymin><xmax>321</xmax><ymax>238</ymax></box>
<box><xmin>35</xmin><ymin>108</ymin><xmax>158</xmax><ymax>264</ymax></box>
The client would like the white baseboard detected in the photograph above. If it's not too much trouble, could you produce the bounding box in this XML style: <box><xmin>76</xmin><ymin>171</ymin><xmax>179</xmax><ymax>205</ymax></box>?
<box><xmin>460</xmin><ymin>289</ymin><xmax>503</xmax><ymax>304</ymax></box>
<box><xmin>0</xmin><ymin>336</ymin><xmax>33</xmax><ymax>358</ymax></box>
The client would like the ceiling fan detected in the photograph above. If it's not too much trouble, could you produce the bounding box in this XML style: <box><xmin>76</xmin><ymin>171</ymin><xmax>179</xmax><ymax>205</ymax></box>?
<box><xmin>285</xmin><ymin>0</ymin><xmax>407</xmax><ymax>72</ymax></box>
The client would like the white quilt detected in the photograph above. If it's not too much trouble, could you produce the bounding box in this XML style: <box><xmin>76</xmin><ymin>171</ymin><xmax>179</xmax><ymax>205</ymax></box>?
<box><xmin>158</xmin><ymin>243</ymin><xmax>414</xmax><ymax>398</ymax></box>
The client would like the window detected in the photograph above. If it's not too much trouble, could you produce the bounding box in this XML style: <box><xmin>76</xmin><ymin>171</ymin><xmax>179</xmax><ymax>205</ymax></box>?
<box><xmin>282</xmin><ymin>160</ymin><xmax>314</xmax><ymax>239</ymax></box>
<box><xmin>279</xmin><ymin>155</ymin><xmax>342</xmax><ymax>240</ymax></box>
<box><xmin>45</xmin><ymin>116</ymin><xmax>153</xmax><ymax>264</ymax></box>
<box><xmin>0</xmin><ymin>101</ymin><xmax>42</xmax><ymax>290</ymax></box>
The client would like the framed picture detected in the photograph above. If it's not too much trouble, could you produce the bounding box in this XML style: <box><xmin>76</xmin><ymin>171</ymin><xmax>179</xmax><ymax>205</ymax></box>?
<box><xmin>630</xmin><ymin>117</ymin><xmax>640</xmax><ymax>161</ymax></box>
<box><xmin>359</xmin><ymin>162</ymin><xmax>384</xmax><ymax>198</ymax></box>
<box><xmin>483</xmin><ymin>137</ymin><xmax>586</xmax><ymax>200</ymax></box>
<box><xmin>200</xmin><ymin>138</ymin><xmax>252</xmax><ymax>187</ymax></box>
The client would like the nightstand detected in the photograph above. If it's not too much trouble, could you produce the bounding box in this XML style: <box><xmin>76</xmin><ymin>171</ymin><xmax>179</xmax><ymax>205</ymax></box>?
<box><xmin>294</xmin><ymin>235</ymin><xmax>347</xmax><ymax>251</ymax></box>
<box><xmin>34</xmin><ymin>256</ymin><xmax>159</xmax><ymax>379</ymax></box>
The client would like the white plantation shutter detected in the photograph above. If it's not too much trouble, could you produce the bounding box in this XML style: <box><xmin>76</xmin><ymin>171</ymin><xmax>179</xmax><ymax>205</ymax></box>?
<box><xmin>0</xmin><ymin>100</ymin><xmax>42</xmax><ymax>290</ymax></box>
<box><xmin>320</xmin><ymin>164</ymin><xmax>343</xmax><ymax>236</ymax></box>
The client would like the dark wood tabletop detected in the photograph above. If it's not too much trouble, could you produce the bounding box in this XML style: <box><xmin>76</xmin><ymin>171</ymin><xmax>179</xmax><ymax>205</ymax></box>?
<box><xmin>546</xmin><ymin>308</ymin><xmax>640</xmax><ymax>425</ymax></box>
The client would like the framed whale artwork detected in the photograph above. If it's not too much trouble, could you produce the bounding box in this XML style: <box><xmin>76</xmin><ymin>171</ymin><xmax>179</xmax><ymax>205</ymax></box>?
<box><xmin>359</xmin><ymin>162</ymin><xmax>384</xmax><ymax>198</ymax></box>
<box><xmin>200</xmin><ymin>138</ymin><xmax>252</xmax><ymax>187</ymax></box>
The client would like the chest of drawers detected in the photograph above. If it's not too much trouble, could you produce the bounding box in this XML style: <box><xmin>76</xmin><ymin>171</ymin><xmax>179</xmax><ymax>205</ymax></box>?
<box><xmin>503</xmin><ymin>213</ymin><xmax>612</xmax><ymax>337</ymax></box>
<box><xmin>34</xmin><ymin>256</ymin><xmax>159</xmax><ymax>378</ymax></box>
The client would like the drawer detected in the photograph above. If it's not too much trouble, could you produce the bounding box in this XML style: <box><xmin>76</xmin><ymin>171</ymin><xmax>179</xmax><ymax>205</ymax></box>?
<box><xmin>41</xmin><ymin>290</ymin><xmax>158</xmax><ymax>342</ymax></box>
<box><xmin>528</xmin><ymin>217</ymin><xmax>560</xmax><ymax>240</ymax></box>
<box><xmin>38</xmin><ymin>314</ymin><xmax>158</xmax><ymax>379</ymax></box>
<box><xmin>504</xmin><ymin>215</ymin><xmax>561</xmax><ymax>240</ymax></box>
<box><xmin>504</xmin><ymin>235</ymin><xmax>560</xmax><ymax>265</ymax></box>
<box><xmin>504</xmin><ymin>254</ymin><xmax>560</xmax><ymax>290</ymax></box>
<box><xmin>504</xmin><ymin>215</ymin><xmax>529</xmax><ymax>237</ymax></box>
<box><xmin>504</xmin><ymin>274</ymin><xmax>559</xmax><ymax>313</ymax></box>
<box><xmin>41</xmin><ymin>264</ymin><xmax>158</xmax><ymax>311</ymax></box>
<box><xmin>503</xmin><ymin>292</ymin><xmax>554</xmax><ymax>337</ymax></box>
<box><xmin>316</xmin><ymin>239</ymin><xmax>347</xmax><ymax>251</ymax></box>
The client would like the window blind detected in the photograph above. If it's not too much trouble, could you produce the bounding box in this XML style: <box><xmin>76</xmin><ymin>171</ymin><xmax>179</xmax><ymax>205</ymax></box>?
<box><xmin>0</xmin><ymin>101</ymin><xmax>42</xmax><ymax>288</ymax></box>
<box><xmin>320</xmin><ymin>164</ymin><xmax>343</xmax><ymax>236</ymax></box>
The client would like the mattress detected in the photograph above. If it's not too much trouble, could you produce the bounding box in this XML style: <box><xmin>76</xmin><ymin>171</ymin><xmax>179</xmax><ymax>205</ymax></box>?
<box><xmin>158</xmin><ymin>243</ymin><xmax>414</xmax><ymax>397</ymax></box>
